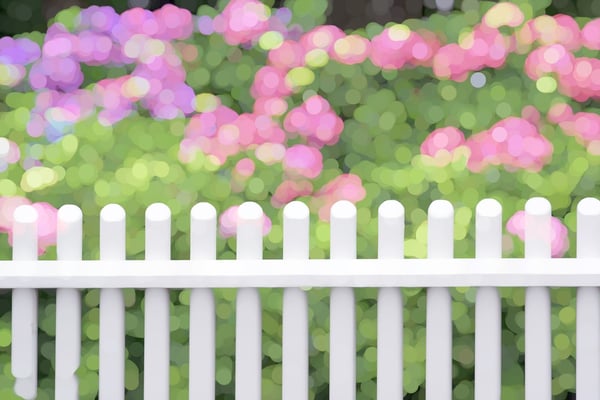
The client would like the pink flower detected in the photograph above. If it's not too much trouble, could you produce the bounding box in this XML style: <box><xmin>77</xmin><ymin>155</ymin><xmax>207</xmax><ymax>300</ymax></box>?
<box><xmin>0</xmin><ymin>196</ymin><xmax>32</xmax><ymax>233</ymax></box>
<box><xmin>506</xmin><ymin>210</ymin><xmax>569</xmax><ymax>257</ymax></box>
<box><xmin>213</xmin><ymin>0</ymin><xmax>272</xmax><ymax>46</ymax></box>
<box><xmin>524</xmin><ymin>44</ymin><xmax>574</xmax><ymax>81</ymax></box>
<box><xmin>582</xmin><ymin>18</ymin><xmax>600</xmax><ymax>50</ymax></box>
<box><xmin>234</xmin><ymin>158</ymin><xmax>255</xmax><ymax>178</ymax></box>
<box><xmin>218</xmin><ymin>205</ymin><xmax>272</xmax><ymax>238</ymax></box>
<box><xmin>251</xmin><ymin>66</ymin><xmax>293</xmax><ymax>98</ymax></box>
<box><xmin>271</xmin><ymin>180</ymin><xmax>313</xmax><ymax>208</ymax></box>
<box><xmin>309</xmin><ymin>174</ymin><xmax>366</xmax><ymax>221</ymax></box>
<box><xmin>0</xmin><ymin>197</ymin><xmax>58</xmax><ymax>255</ymax></box>
<box><xmin>420</xmin><ymin>126</ymin><xmax>466</xmax><ymax>158</ymax></box>
<box><xmin>253</xmin><ymin>96</ymin><xmax>288</xmax><ymax>116</ymax></box>
<box><xmin>524</xmin><ymin>14</ymin><xmax>582</xmax><ymax>51</ymax></box>
<box><xmin>153</xmin><ymin>4</ymin><xmax>194</xmax><ymax>41</ymax></box>
<box><xmin>283</xmin><ymin>95</ymin><xmax>344</xmax><ymax>148</ymax></box>
<box><xmin>433</xmin><ymin>24</ymin><xmax>513</xmax><ymax>80</ymax></box>
<box><xmin>557</xmin><ymin>110</ymin><xmax>600</xmax><ymax>154</ymax></box>
<box><xmin>282</xmin><ymin>144</ymin><xmax>323</xmax><ymax>179</ymax></box>
<box><xmin>330</xmin><ymin>34</ymin><xmax>371</xmax><ymax>65</ymax></box>
<box><xmin>371</xmin><ymin>25</ymin><xmax>421</xmax><ymax>70</ymax></box>
<box><xmin>465</xmin><ymin>117</ymin><xmax>553</xmax><ymax>172</ymax></box>
<box><xmin>547</xmin><ymin>103</ymin><xmax>573</xmax><ymax>124</ymax></box>
<box><xmin>268</xmin><ymin>40</ymin><xmax>306</xmax><ymax>69</ymax></box>
<box><xmin>299</xmin><ymin>25</ymin><xmax>346</xmax><ymax>54</ymax></box>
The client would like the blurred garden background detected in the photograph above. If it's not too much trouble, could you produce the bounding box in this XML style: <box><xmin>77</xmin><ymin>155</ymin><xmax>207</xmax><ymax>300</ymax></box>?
<box><xmin>3</xmin><ymin>0</ymin><xmax>600</xmax><ymax>36</ymax></box>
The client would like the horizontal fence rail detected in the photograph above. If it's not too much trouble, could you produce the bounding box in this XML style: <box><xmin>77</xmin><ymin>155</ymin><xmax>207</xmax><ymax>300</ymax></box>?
<box><xmin>1</xmin><ymin>259</ymin><xmax>600</xmax><ymax>287</ymax></box>
<box><xmin>1</xmin><ymin>197</ymin><xmax>600</xmax><ymax>399</ymax></box>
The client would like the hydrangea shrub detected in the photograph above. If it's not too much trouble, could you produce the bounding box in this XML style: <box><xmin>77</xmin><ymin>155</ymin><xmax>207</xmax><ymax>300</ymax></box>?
<box><xmin>0</xmin><ymin>0</ymin><xmax>598</xmax><ymax>398</ymax></box>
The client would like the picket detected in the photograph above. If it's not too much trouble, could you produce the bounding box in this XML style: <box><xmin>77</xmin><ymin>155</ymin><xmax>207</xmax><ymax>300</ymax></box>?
<box><xmin>329</xmin><ymin>200</ymin><xmax>357</xmax><ymax>400</ymax></box>
<box><xmin>234</xmin><ymin>202</ymin><xmax>263</xmax><ymax>400</ymax></box>
<box><xmin>144</xmin><ymin>203</ymin><xmax>171</xmax><ymax>400</ymax></box>
<box><xmin>55</xmin><ymin>205</ymin><xmax>82</xmax><ymax>400</ymax></box>
<box><xmin>189</xmin><ymin>202</ymin><xmax>216</xmax><ymax>399</ymax></box>
<box><xmin>425</xmin><ymin>200</ymin><xmax>453</xmax><ymax>400</ymax></box>
<box><xmin>576</xmin><ymin>197</ymin><xmax>600</xmax><ymax>400</ymax></box>
<box><xmin>98</xmin><ymin>204</ymin><xmax>126</xmax><ymax>400</ymax></box>
<box><xmin>474</xmin><ymin>199</ymin><xmax>502</xmax><ymax>400</ymax></box>
<box><xmin>376</xmin><ymin>200</ymin><xmax>404</xmax><ymax>400</ymax></box>
<box><xmin>11</xmin><ymin>205</ymin><xmax>38</xmax><ymax>400</ymax></box>
<box><xmin>282</xmin><ymin>201</ymin><xmax>310</xmax><ymax>400</ymax></box>
<box><xmin>4</xmin><ymin>197</ymin><xmax>600</xmax><ymax>399</ymax></box>
<box><xmin>524</xmin><ymin>198</ymin><xmax>552</xmax><ymax>400</ymax></box>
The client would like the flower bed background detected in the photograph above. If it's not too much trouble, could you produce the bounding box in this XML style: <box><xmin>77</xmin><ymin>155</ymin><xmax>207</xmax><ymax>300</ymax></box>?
<box><xmin>1</xmin><ymin>0</ymin><xmax>599</xmax><ymax>398</ymax></box>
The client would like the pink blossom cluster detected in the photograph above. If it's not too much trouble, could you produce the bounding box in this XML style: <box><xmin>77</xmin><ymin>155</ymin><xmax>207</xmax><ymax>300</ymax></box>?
<box><xmin>549</xmin><ymin>103</ymin><xmax>600</xmax><ymax>155</ymax></box>
<box><xmin>271</xmin><ymin>180</ymin><xmax>313</xmax><ymax>208</ymax></box>
<box><xmin>282</xmin><ymin>144</ymin><xmax>323</xmax><ymax>179</ymax></box>
<box><xmin>581</xmin><ymin>18</ymin><xmax>600</xmax><ymax>50</ymax></box>
<box><xmin>283</xmin><ymin>95</ymin><xmax>344</xmax><ymax>148</ymax></box>
<box><xmin>231</xmin><ymin>158</ymin><xmax>256</xmax><ymax>193</ymax></box>
<box><xmin>249</xmin><ymin>66</ymin><xmax>292</xmax><ymax>120</ymax></box>
<box><xmin>197</xmin><ymin>2</ymin><xmax>298</xmax><ymax>44</ymax></box>
<box><xmin>0</xmin><ymin>196</ymin><xmax>58</xmax><ymax>255</ymax></box>
<box><xmin>420</xmin><ymin>126</ymin><xmax>466</xmax><ymax>158</ymax></box>
<box><xmin>433</xmin><ymin>23</ymin><xmax>514</xmax><ymax>81</ymax></box>
<box><xmin>178</xmin><ymin>101</ymin><xmax>286</xmax><ymax>166</ymax></box>
<box><xmin>268</xmin><ymin>39</ymin><xmax>307</xmax><ymax>69</ymax></box>
<box><xmin>213</xmin><ymin>0</ymin><xmax>271</xmax><ymax>46</ymax></box>
<box><xmin>111</xmin><ymin>5</ymin><xmax>193</xmax><ymax>43</ymax></box>
<box><xmin>516</xmin><ymin>15</ymin><xmax>600</xmax><ymax>102</ymax></box>
<box><xmin>525</xmin><ymin>44</ymin><xmax>600</xmax><ymax>102</ymax></box>
<box><xmin>524</xmin><ymin>44</ymin><xmax>575</xmax><ymax>80</ymax></box>
<box><xmin>251</xmin><ymin>66</ymin><xmax>294</xmax><ymax>99</ymax></box>
<box><xmin>516</xmin><ymin>14</ymin><xmax>581</xmax><ymax>51</ymax></box>
<box><xmin>506</xmin><ymin>210</ymin><xmax>569</xmax><ymax>257</ymax></box>
<box><xmin>7</xmin><ymin>2</ymin><xmax>600</xmax><ymax>241</ymax></box>
<box><xmin>218</xmin><ymin>204</ymin><xmax>272</xmax><ymax>238</ymax></box>
<box><xmin>309</xmin><ymin>174</ymin><xmax>367</xmax><ymax>221</ymax></box>
<box><xmin>557</xmin><ymin>57</ymin><xmax>600</xmax><ymax>102</ymax></box>
<box><xmin>466</xmin><ymin>117</ymin><xmax>553</xmax><ymax>173</ymax></box>
<box><xmin>226</xmin><ymin>1</ymin><xmax>600</xmax><ymax>108</ymax></box>
<box><xmin>420</xmin><ymin>116</ymin><xmax>553</xmax><ymax>173</ymax></box>
<box><xmin>371</xmin><ymin>25</ymin><xmax>440</xmax><ymax>70</ymax></box>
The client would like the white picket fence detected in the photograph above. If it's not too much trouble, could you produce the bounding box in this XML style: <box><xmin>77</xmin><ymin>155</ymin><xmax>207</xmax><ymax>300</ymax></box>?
<box><xmin>1</xmin><ymin>197</ymin><xmax>600</xmax><ymax>399</ymax></box>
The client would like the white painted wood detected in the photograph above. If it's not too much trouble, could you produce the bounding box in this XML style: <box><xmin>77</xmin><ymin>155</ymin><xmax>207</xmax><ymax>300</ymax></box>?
<box><xmin>474</xmin><ymin>199</ymin><xmax>502</xmax><ymax>400</ymax></box>
<box><xmin>55</xmin><ymin>205</ymin><xmax>83</xmax><ymax>400</ymax></box>
<box><xmin>376</xmin><ymin>200</ymin><xmax>404</xmax><ymax>400</ymax></box>
<box><xmin>189</xmin><ymin>202</ymin><xmax>216</xmax><ymax>399</ymax></box>
<box><xmin>144</xmin><ymin>203</ymin><xmax>171</xmax><ymax>400</ymax></box>
<box><xmin>5</xmin><ymin>258</ymin><xmax>600</xmax><ymax>287</ymax></box>
<box><xmin>282</xmin><ymin>201</ymin><xmax>309</xmax><ymax>400</ymax></box>
<box><xmin>425</xmin><ymin>200</ymin><xmax>453</xmax><ymax>400</ymax></box>
<box><xmin>235</xmin><ymin>202</ymin><xmax>264</xmax><ymax>400</ymax></box>
<box><xmin>524</xmin><ymin>197</ymin><xmax>552</xmax><ymax>400</ymax></box>
<box><xmin>576</xmin><ymin>198</ymin><xmax>600</xmax><ymax>399</ymax></box>
<box><xmin>330</xmin><ymin>200</ymin><xmax>357</xmax><ymax>400</ymax></box>
<box><xmin>99</xmin><ymin>204</ymin><xmax>126</xmax><ymax>400</ymax></box>
<box><xmin>5</xmin><ymin>197</ymin><xmax>600</xmax><ymax>399</ymax></box>
<box><xmin>11</xmin><ymin>205</ymin><xmax>38</xmax><ymax>400</ymax></box>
